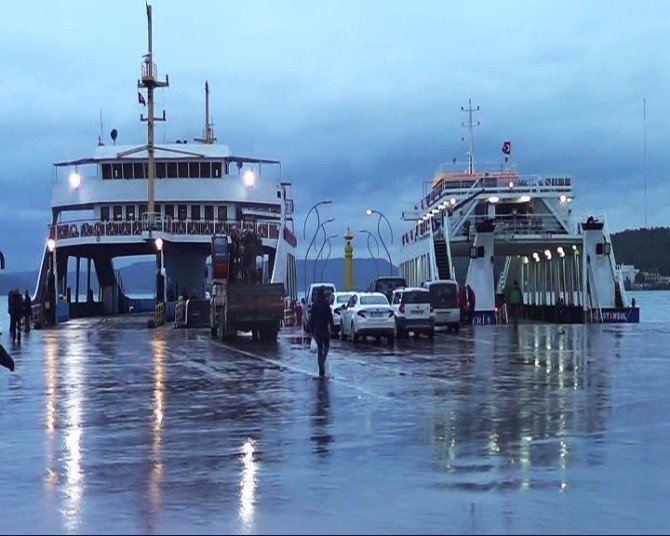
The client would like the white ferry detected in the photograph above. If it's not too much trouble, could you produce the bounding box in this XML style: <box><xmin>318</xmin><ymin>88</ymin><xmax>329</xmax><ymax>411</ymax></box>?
<box><xmin>34</xmin><ymin>5</ymin><xmax>297</xmax><ymax>323</ymax></box>
<box><xmin>398</xmin><ymin>101</ymin><xmax>638</xmax><ymax>324</ymax></box>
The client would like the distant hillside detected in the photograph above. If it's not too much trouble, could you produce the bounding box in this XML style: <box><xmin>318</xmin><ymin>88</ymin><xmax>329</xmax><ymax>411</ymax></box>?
<box><xmin>0</xmin><ymin>257</ymin><xmax>397</xmax><ymax>296</ymax></box>
<box><xmin>611</xmin><ymin>227</ymin><xmax>670</xmax><ymax>276</ymax></box>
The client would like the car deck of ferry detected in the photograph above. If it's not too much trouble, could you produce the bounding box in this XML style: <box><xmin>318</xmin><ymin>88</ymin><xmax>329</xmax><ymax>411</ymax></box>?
<box><xmin>1</xmin><ymin>316</ymin><xmax>668</xmax><ymax>533</ymax></box>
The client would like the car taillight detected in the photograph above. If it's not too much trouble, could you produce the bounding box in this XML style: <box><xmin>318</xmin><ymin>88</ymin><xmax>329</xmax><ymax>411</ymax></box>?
<box><xmin>357</xmin><ymin>310</ymin><xmax>367</xmax><ymax>318</ymax></box>
<box><xmin>399</xmin><ymin>303</ymin><xmax>405</xmax><ymax>313</ymax></box>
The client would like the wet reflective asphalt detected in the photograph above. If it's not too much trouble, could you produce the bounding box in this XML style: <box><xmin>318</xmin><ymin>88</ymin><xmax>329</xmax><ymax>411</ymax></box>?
<box><xmin>1</xmin><ymin>318</ymin><xmax>669</xmax><ymax>534</ymax></box>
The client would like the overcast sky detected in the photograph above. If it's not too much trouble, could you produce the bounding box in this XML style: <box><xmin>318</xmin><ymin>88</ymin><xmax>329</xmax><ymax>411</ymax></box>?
<box><xmin>1</xmin><ymin>0</ymin><xmax>669</xmax><ymax>271</ymax></box>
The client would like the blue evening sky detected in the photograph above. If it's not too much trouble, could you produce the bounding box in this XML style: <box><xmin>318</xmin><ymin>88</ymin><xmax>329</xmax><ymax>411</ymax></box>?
<box><xmin>0</xmin><ymin>0</ymin><xmax>668</xmax><ymax>270</ymax></box>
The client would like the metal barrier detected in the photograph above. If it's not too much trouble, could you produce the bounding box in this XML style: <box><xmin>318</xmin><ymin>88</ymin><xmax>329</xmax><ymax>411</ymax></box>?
<box><xmin>155</xmin><ymin>302</ymin><xmax>166</xmax><ymax>327</ymax></box>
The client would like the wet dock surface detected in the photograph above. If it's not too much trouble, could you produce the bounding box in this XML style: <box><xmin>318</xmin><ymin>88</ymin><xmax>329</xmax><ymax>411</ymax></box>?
<box><xmin>1</xmin><ymin>317</ymin><xmax>669</xmax><ymax>534</ymax></box>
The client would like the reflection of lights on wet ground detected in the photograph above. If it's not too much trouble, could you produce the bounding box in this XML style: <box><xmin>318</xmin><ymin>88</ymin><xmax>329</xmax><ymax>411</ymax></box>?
<box><xmin>239</xmin><ymin>440</ymin><xmax>258</xmax><ymax>531</ymax></box>
<box><xmin>45</xmin><ymin>335</ymin><xmax>58</xmax><ymax>490</ymax></box>
<box><xmin>63</xmin><ymin>338</ymin><xmax>85</xmax><ymax>533</ymax></box>
<box><xmin>150</xmin><ymin>338</ymin><xmax>166</xmax><ymax>509</ymax></box>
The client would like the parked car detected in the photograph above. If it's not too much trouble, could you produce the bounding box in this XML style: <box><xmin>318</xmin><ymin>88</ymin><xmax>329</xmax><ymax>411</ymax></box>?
<box><xmin>422</xmin><ymin>280</ymin><xmax>460</xmax><ymax>332</ymax></box>
<box><xmin>390</xmin><ymin>287</ymin><xmax>434</xmax><ymax>338</ymax></box>
<box><xmin>330</xmin><ymin>291</ymin><xmax>355</xmax><ymax>337</ymax></box>
<box><xmin>303</xmin><ymin>283</ymin><xmax>336</xmax><ymax>332</ymax></box>
<box><xmin>369</xmin><ymin>276</ymin><xmax>407</xmax><ymax>303</ymax></box>
<box><xmin>340</xmin><ymin>292</ymin><xmax>395</xmax><ymax>343</ymax></box>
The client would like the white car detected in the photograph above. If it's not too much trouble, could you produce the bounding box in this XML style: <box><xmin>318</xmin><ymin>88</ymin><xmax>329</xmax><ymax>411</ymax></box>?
<box><xmin>330</xmin><ymin>291</ymin><xmax>355</xmax><ymax>337</ymax></box>
<box><xmin>340</xmin><ymin>292</ymin><xmax>395</xmax><ymax>343</ymax></box>
<box><xmin>390</xmin><ymin>287</ymin><xmax>434</xmax><ymax>338</ymax></box>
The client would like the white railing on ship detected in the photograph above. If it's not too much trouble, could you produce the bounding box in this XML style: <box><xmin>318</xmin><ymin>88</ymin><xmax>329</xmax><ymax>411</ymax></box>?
<box><xmin>51</xmin><ymin>218</ymin><xmax>282</xmax><ymax>241</ymax></box>
<box><xmin>402</xmin><ymin>213</ymin><xmax>571</xmax><ymax>246</ymax></box>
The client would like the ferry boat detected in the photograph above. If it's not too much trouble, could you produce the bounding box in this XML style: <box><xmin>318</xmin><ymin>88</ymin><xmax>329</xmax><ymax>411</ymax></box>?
<box><xmin>33</xmin><ymin>5</ymin><xmax>298</xmax><ymax>324</ymax></box>
<box><xmin>398</xmin><ymin>100</ymin><xmax>639</xmax><ymax>324</ymax></box>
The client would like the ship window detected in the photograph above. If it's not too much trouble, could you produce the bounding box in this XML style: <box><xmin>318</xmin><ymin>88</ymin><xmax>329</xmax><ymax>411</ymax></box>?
<box><xmin>112</xmin><ymin>163</ymin><xmax>122</xmax><ymax>179</ymax></box>
<box><xmin>122</xmin><ymin>163</ymin><xmax>133</xmax><ymax>179</ymax></box>
<box><xmin>178</xmin><ymin>204</ymin><xmax>187</xmax><ymax>221</ymax></box>
<box><xmin>155</xmin><ymin>204</ymin><xmax>161</xmax><ymax>218</ymax></box>
<box><xmin>133</xmin><ymin>162</ymin><xmax>145</xmax><ymax>179</ymax></box>
<box><xmin>217</xmin><ymin>206</ymin><xmax>227</xmax><ymax>221</ymax></box>
<box><xmin>167</xmin><ymin>162</ymin><xmax>178</xmax><ymax>178</ymax></box>
<box><xmin>139</xmin><ymin>204</ymin><xmax>148</xmax><ymax>219</ymax></box>
<box><xmin>101</xmin><ymin>163</ymin><xmax>112</xmax><ymax>180</ymax></box>
<box><xmin>113</xmin><ymin>205</ymin><xmax>123</xmax><ymax>221</ymax></box>
<box><xmin>212</xmin><ymin>162</ymin><xmax>222</xmax><ymax>178</ymax></box>
<box><xmin>100</xmin><ymin>206</ymin><xmax>110</xmax><ymax>221</ymax></box>
<box><xmin>178</xmin><ymin>162</ymin><xmax>189</xmax><ymax>178</ymax></box>
<box><xmin>204</xmin><ymin>205</ymin><xmax>214</xmax><ymax>221</ymax></box>
<box><xmin>200</xmin><ymin>162</ymin><xmax>211</xmax><ymax>178</ymax></box>
<box><xmin>156</xmin><ymin>162</ymin><xmax>166</xmax><ymax>179</ymax></box>
<box><xmin>191</xmin><ymin>205</ymin><xmax>201</xmax><ymax>220</ymax></box>
<box><xmin>164</xmin><ymin>204</ymin><xmax>174</xmax><ymax>219</ymax></box>
<box><xmin>126</xmin><ymin>205</ymin><xmax>135</xmax><ymax>221</ymax></box>
<box><xmin>189</xmin><ymin>162</ymin><xmax>200</xmax><ymax>178</ymax></box>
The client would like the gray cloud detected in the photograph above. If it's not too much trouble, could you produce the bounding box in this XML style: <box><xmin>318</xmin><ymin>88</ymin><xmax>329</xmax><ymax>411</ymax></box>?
<box><xmin>1</xmin><ymin>0</ymin><xmax>668</xmax><ymax>270</ymax></box>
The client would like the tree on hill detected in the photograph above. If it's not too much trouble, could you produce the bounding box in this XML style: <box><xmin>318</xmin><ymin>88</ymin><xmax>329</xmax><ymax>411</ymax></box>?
<box><xmin>611</xmin><ymin>227</ymin><xmax>670</xmax><ymax>276</ymax></box>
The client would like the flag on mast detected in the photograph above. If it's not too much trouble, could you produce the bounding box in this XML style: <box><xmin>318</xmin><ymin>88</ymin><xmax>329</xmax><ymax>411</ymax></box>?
<box><xmin>138</xmin><ymin>91</ymin><xmax>147</xmax><ymax>106</ymax></box>
<box><xmin>502</xmin><ymin>140</ymin><xmax>511</xmax><ymax>155</ymax></box>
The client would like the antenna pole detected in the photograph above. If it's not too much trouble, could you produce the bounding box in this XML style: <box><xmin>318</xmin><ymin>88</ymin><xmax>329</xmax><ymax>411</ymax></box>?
<box><xmin>138</xmin><ymin>2</ymin><xmax>169</xmax><ymax>225</ymax></box>
<box><xmin>461</xmin><ymin>98</ymin><xmax>480</xmax><ymax>174</ymax></box>
<box><xmin>98</xmin><ymin>108</ymin><xmax>104</xmax><ymax>146</ymax></box>
<box><xmin>643</xmin><ymin>97</ymin><xmax>647</xmax><ymax>229</ymax></box>
<box><xmin>195</xmin><ymin>81</ymin><xmax>216</xmax><ymax>144</ymax></box>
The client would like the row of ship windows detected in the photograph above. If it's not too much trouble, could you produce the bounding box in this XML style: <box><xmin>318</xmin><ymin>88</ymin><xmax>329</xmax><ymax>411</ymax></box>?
<box><xmin>100</xmin><ymin>204</ymin><xmax>228</xmax><ymax>222</ymax></box>
<box><xmin>101</xmin><ymin>161</ymin><xmax>224</xmax><ymax>180</ymax></box>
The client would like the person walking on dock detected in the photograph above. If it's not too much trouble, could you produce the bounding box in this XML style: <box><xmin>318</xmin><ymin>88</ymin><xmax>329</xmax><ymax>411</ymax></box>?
<box><xmin>507</xmin><ymin>281</ymin><xmax>524</xmax><ymax>327</ymax></box>
<box><xmin>310</xmin><ymin>287</ymin><xmax>335</xmax><ymax>377</ymax></box>
<box><xmin>466</xmin><ymin>285</ymin><xmax>476</xmax><ymax>325</ymax></box>
<box><xmin>22</xmin><ymin>290</ymin><xmax>31</xmax><ymax>333</ymax></box>
<box><xmin>8</xmin><ymin>289</ymin><xmax>23</xmax><ymax>344</ymax></box>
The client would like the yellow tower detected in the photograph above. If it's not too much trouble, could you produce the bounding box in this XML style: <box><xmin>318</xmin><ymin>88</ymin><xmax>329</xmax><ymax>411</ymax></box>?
<box><xmin>344</xmin><ymin>227</ymin><xmax>354</xmax><ymax>291</ymax></box>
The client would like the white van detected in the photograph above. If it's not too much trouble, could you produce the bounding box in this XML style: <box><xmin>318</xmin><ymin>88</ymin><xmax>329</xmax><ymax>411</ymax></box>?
<box><xmin>422</xmin><ymin>280</ymin><xmax>460</xmax><ymax>332</ymax></box>
<box><xmin>303</xmin><ymin>283</ymin><xmax>337</xmax><ymax>332</ymax></box>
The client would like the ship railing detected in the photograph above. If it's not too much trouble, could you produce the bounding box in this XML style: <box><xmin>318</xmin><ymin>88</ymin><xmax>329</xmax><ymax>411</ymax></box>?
<box><xmin>416</xmin><ymin>173</ymin><xmax>573</xmax><ymax>214</ymax></box>
<box><xmin>51</xmin><ymin>219</ymin><xmax>282</xmax><ymax>241</ymax></box>
<box><xmin>402</xmin><ymin>213</ymin><xmax>571</xmax><ymax>246</ymax></box>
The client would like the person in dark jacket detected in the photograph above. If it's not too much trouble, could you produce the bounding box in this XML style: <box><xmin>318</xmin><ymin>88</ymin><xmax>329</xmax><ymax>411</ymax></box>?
<box><xmin>466</xmin><ymin>285</ymin><xmax>476</xmax><ymax>325</ymax></box>
<box><xmin>8</xmin><ymin>289</ymin><xmax>23</xmax><ymax>343</ymax></box>
<box><xmin>22</xmin><ymin>290</ymin><xmax>31</xmax><ymax>333</ymax></box>
<box><xmin>310</xmin><ymin>287</ymin><xmax>335</xmax><ymax>377</ymax></box>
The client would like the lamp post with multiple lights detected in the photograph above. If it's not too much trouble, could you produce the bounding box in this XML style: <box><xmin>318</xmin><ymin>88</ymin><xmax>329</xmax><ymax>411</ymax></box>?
<box><xmin>358</xmin><ymin>229</ymin><xmax>380</xmax><ymax>278</ymax></box>
<box><xmin>302</xmin><ymin>200</ymin><xmax>332</xmax><ymax>295</ymax></box>
<box><xmin>366</xmin><ymin>208</ymin><xmax>393</xmax><ymax>275</ymax></box>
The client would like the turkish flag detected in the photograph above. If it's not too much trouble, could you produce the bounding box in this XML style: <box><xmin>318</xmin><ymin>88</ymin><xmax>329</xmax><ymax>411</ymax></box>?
<box><xmin>138</xmin><ymin>91</ymin><xmax>147</xmax><ymax>106</ymax></box>
<box><xmin>502</xmin><ymin>141</ymin><xmax>511</xmax><ymax>155</ymax></box>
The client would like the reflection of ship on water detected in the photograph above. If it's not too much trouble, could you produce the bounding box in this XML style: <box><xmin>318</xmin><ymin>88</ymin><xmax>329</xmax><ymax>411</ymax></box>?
<box><xmin>424</xmin><ymin>325</ymin><xmax>611</xmax><ymax>492</ymax></box>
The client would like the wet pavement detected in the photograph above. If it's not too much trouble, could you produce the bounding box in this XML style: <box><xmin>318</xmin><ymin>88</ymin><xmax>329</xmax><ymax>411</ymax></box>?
<box><xmin>1</xmin><ymin>317</ymin><xmax>669</xmax><ymax>534</ymax></box>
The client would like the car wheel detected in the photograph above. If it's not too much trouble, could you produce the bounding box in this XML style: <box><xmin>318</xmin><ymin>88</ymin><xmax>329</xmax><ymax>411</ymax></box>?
<box><xmin>387</xmin><ymin>334</ymin><xmax>395</xmax><ymax>344</ymax></box>
<box><xmin>427</xmin><ymin>329</ymin><xmax>435</xmax><ymax>339</ymax></box>
<box><xmin>396</xmin><ymin>326</ymin><xmax>404</xmax><ymax>338</ymax></box>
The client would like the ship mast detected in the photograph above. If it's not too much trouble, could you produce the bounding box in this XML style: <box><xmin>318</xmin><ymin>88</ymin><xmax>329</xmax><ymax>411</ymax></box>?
<box><xmin>461</xmin><ymin>98</ymin><xmax>480</xmax><ymax>174</ymax></box>
<box><xmin>195</xmin><ymin>81</ymin><xmax>216</xmax><ymax>144</ymax></box>
<box><xmin>138</xmin><ymin>3</ymin><xmax>169</xmax><ymax>224</ymax></box>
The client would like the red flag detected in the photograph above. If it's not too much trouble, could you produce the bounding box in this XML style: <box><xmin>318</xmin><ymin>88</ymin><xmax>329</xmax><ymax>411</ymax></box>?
<box><xmin>502</xmin><ymin>140</ymin><xmax>511</xmax><ymax>155</ymax></box>
<box><xmin>138</xmin><ymin>91</ymin><xmax>146</xmax><ymax>106</ymax></box>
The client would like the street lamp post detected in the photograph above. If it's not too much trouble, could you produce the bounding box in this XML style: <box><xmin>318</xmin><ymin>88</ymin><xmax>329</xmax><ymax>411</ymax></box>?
<box><xmin>311</xmin><ymin>218</ymin><xmax>335</xmax><ymax>286</ymax></box>
<box><xmin>366</xmin><ymin>209</ymin><xmax>393</xmax><ymax>275</ymax></box>
<box><xmin>358</xmin><ymin>230</ymin><xmax>380</xmax><ymax>278</ymax></box>
<box><xmin>303</xmin><ymin>200</ymin><xmax>332</xmax><ymax>296</ymax></box>
<box><xmin>155</xmin><ymin>238</ymin><xmax>165</xmax><ymax>303</ymax></box>
<box><xmin>319</xmin><ymin>234</ymin><xmax>338</xmax><ymax>282</ymax></box>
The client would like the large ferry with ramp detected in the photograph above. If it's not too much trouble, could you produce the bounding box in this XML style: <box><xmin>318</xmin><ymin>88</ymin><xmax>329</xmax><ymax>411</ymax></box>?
<box><xmin>398</xmin><ymin>100</ymin><xmax>638</xmax><ymax>324</ymax></box>
<box><xmin>33</xmin><ymin>5</ymin><xmax>298</xmax><ymax>325</ymax></box>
